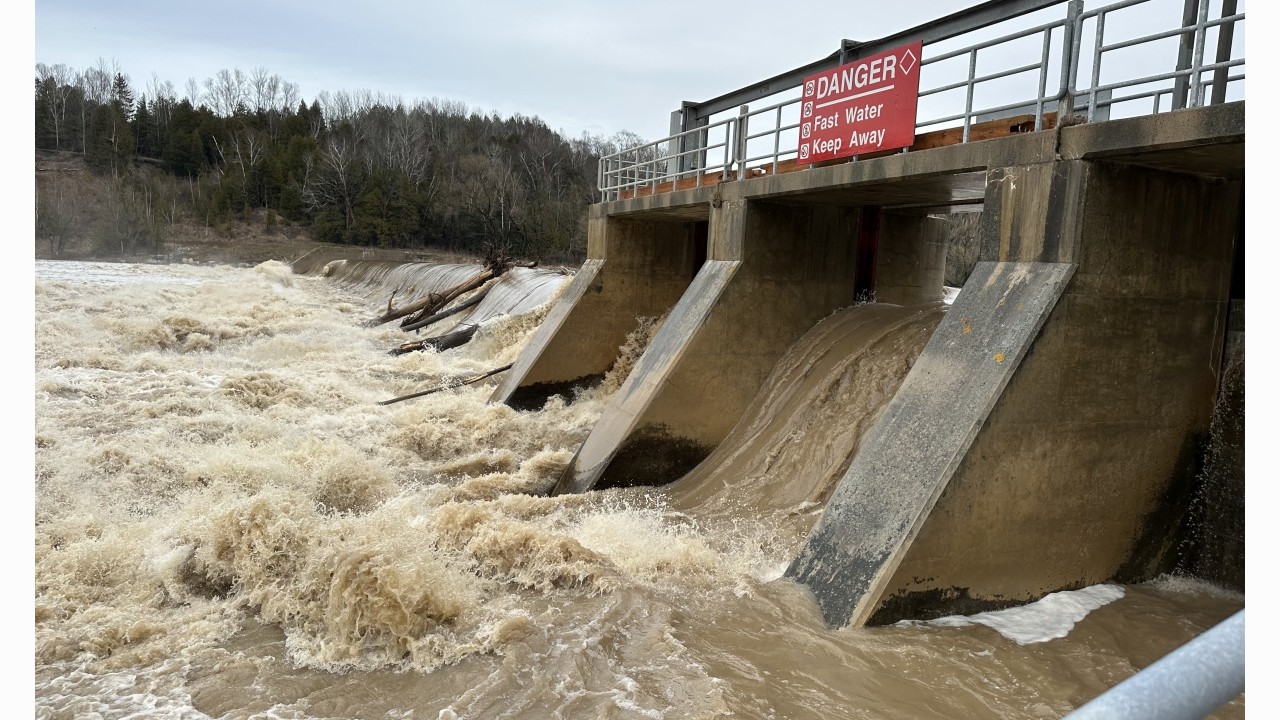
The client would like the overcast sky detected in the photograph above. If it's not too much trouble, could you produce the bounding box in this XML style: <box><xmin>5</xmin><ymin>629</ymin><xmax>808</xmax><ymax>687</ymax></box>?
<box><xmin>35</xmin><ymin>0</ymin><xmax>997</xmax><ymax>141</ymax></box>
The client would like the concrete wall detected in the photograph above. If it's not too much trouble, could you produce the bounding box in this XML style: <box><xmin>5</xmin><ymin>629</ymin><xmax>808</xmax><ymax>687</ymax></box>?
<box><xmin>943</xmin><ymin>212</ymin><xmax>983</xmax><ymax>287</ymax></box>
<box><xmin>876</xmin><ymin>212</ymin><xmax>948</xmax><ymax>305</ymax></box>
<box><xmin>866</xmin><ymin>161</ymin><xmax>1240</xmax><ymax>622</ymax></box>
<box><xmin>1178</xmin><ymin>299</ymin><xmax>1244</xmax><ymax>590</ymax></box>
<box><xmin>558</xmin><ymin>199</ymin><xmax>863</xmax><ymax>491</ymax></box>
<box><xmin>786</xmin><ymin>260</ymin><xmax>1076</xmax><ymax>628</ymax></box>
<box><xmin>491</xmin><ymin>102</ymin><xmax>1244</xmax><ymax>625</ymax></box>
<box><xmin>638</xmin><ymin>200</ymin><xmax>860</xmax><ymax>446</ymax></box>
<box><xmin>492</xmin><ymin>213</ymin><xmax>700</xmax><ymax>407</ymax></box>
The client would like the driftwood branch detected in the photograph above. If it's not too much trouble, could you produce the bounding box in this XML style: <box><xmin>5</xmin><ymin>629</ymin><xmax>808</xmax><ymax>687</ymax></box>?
<box><xmin>365</xmin><ymin>288</ymin><xmax>452</xmax><ymax>327</ymax></box>
<box><xmin>399</xmin><ymin>274</ymin><xmax>494</xmax><ymax>328</ymax></box>
<box><xmin>364</xmin><ymin>247</ymin><xmax>540</xmax><ymax>328</ymax></box>
<box><xmin>389</xmin><ymin>324</ymin><xmax>479</xmax><ymax>356</ymax></box>
<box><xmin>365</xmin><ymin>247</ymin><xmax>536</xmax><ymax>328</ymax></box>
<box><xmin>377</xmin><ymin>363</ymin><xmax>514</xmax><ymax>406</ymax></box>
<box><xmin>401</xmin><ymin>285</ymin><xmax>491</xmax><ymax>333</ymax></box>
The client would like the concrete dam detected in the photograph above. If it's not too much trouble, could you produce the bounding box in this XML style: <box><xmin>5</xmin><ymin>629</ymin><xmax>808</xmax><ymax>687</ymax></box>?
<box><xmin>323</xmin><ymin>0</ymin><xmax>1246</xmax><ymax>632</ymax></box>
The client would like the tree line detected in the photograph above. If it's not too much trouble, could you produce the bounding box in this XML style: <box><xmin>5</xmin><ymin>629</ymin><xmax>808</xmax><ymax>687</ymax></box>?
<box><xmin>35</xmin><ymin>60</ymin><xmax>649</xmax><ymax>261</ymax></box>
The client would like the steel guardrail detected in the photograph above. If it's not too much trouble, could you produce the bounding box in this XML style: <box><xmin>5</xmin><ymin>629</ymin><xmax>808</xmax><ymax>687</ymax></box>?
<box><xmin>1063</xmin><ymin>610</ymin><xmax>1244</xmax><ymax>720</ymax></box>
<box><xmin>598</xmin><ymin>0</ymin><xmax>1244</xmax><ymax>200</ymax></box>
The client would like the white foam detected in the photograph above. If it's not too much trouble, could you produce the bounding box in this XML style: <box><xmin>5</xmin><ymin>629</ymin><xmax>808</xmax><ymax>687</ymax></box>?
<box><xmin>900</xmin><ymin>584</ymin><xmax>1126</xmax><ymax>644</ymax></box>
<box><xmin>1143</xmin><ymin>573</ymin><xmax>1244</xmax><ymax>601</ymax></box>
<box><xmin>36</xmin><ymin>259</ymin><xmax>209</xmax><ymax>286</ymax></box>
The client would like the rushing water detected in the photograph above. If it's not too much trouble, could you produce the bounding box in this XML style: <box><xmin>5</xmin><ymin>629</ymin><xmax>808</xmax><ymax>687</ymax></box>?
<box><xmin>34</xmin><ymin>259</ymin><xmax>1244</xmax><ymax>719</ymax></box>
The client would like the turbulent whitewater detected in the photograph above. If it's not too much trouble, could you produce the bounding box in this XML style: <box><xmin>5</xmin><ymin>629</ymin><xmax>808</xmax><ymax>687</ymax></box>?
<box><xmin>34</xmin><ymin>260</ymin><xmax>1243</xmax><ymax>719</ymax></box>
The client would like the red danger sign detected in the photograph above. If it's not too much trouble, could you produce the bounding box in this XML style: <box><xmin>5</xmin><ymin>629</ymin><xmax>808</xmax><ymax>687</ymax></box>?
<box><xmin>797</xmin><ymin>41</ymin><xmax>922</xmax><ymax>163</ymax></box>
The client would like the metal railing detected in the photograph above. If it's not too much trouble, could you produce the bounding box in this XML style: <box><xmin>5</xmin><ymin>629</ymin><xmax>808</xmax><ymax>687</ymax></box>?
<box><xmin>1063</xmin><ymin>609</ymin><xmax>1244</xmax><ymax>719</ymax></box>
<box><xmin>1074</xmin><ymin>0</ymin><xmax>1245</xmax><ymax>120</ymax></box>
<box><xmin>599</xmin><ymin>0</ymin><xmax>1245</xmax><ymax>200</ymax></box>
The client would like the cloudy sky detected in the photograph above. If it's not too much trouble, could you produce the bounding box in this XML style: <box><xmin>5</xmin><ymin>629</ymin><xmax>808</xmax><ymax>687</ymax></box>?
<box><xmin>34</xmin><ymin>0</ymin><xmax>995</xmax><ymax>141</ymax></box>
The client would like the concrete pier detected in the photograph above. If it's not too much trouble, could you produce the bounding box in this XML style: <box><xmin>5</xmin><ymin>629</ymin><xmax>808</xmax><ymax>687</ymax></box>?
<box><xmin>790</xmin><ymin>106</ymin><xmax>1244</xmax><ymax>626</ymax></box>
<box><xmin>853</xmin><ymin>158</ymin><xmax>1241</xmax><ymax>625</ymax></box>
<box><xmin>875</xmin><ymin>212</ymin><xmax>949</xmax><ymax>305</ymax></box>
<box><xmin>491</xmin><ymin>214</ymin><xmax>704</xmax><ymax>408</ymax></box>
<box><xmin>556</xmin><ymin>200</ymin><xmax>863</xmax><ymax>492</ymax></box>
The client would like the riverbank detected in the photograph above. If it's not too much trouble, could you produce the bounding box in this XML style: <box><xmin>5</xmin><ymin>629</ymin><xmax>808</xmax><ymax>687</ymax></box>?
<box><xmin>34</xmin><ymin>149</ymin><xmax>478</xmax><ymax>268</ymax></box>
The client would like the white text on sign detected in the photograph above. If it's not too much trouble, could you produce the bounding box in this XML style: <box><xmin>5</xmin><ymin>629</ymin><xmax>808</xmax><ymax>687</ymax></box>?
<box><xmin>814</xmin><ymin>57</ymin><xmax>898</xmax><ymax>101</ymax></box>
<box><xmin>796</xmin><ymin>41</ymin><xmax>921</xmax><ymax>163</ymax></box>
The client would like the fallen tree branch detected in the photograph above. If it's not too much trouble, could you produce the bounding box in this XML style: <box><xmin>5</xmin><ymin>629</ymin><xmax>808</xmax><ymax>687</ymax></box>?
<box><xmin>365</xmin><ymin>287</ymin><xmax>454</xmax><ymax>328</ymax></box>
<box><xmin>365</xmin><ymin>246</ymin><xmax>541</xmax><ymax>328</ymax></box>
<box><xmin>377</xmin><ymin>363</ymin><xmax>514</xmax><ymax>406</ymax></box>
<box><xmin>389</xmin><ymin>324</ymin><xmax>479</xmax><ymax>356</ymax></box>
<box><xmin>401</xmin><ymin>283</ymin><xmax>492</xmax><ymax>333</ymax></box>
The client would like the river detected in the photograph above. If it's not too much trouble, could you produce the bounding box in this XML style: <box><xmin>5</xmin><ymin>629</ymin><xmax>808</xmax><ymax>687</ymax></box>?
<box><xmin>34</xmin><ymin>259</ymin><xmax>1244</xmax><ymax>719</ymax></box>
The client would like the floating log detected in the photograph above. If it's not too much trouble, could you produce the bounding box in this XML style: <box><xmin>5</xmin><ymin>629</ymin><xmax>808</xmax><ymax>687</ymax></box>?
<box><xmin>365</xmin><ymin>248</ymin><xmax>536</xmax><ymax>328</ymax></box>
<box><xmin>388</xmin><ymin>323</ymin><xmax>479</xmax><ymax>356</ymax></box>
<box><xmin>377</xmin><ymin>363</ymin><xmax>515</xmax><ymax>406</ymax></box>
<box><xmin>401</xmin><ymin>284</ymin><xmax>492</xmax><ymax>333</ymax></box>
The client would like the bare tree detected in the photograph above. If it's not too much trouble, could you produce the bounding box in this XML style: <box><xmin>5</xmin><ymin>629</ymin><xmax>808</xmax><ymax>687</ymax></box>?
<box><xmin>249</xmin><ymin>66</ymin><xmax>276</xmax><ymax>112</ymax></box>
<box><xmin>86</xmin><ymin>58</ymin><xmax>119</xmax><ymax>103</ymax></box>
<box><xmin>279</xmin><ymin>80</ymin><xmax>299</xmax><ymax>111</ymax></box>
<box><xmin>303</xmin><ymin>134</ymin><xmax>365</xmax><ymax>231</ymax></box>
<box><xmin>212</xmin><ymin>122</ymin><xmax>268</xmax><ymax>207</ymax></box>
<box><xmin>36</xmin><ymin>181</ymin><xmax>80</xmax><ymax>257</ymax></box>
<box><xmin>204</xmin><ymin>68</ymin><xmax>247</xmax><ymax>116</ymax></box>
<box><xmin>146</xmin><ymin>72</ymin><xmax>178</xmax><ymax>134</ymax></box>
<box><xmin>184</xmin><ymin>77</ymin><xmax>202</xmax><ymax>107</ymax></box>
<box><xmin>74</xmin><ymin>59</ymin><xmax>116</xmax><ymax>157</ymax></box>
<box><xmin>35</xmin><ymin>63</ymin><xmax>75</xmax><ymax>150</ymax></box>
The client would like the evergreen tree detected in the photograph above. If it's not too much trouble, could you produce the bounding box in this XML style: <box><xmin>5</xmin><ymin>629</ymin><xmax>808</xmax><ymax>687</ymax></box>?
<box><xmin>86</xmin><ymin>102</ymin><xmax>135</xmax><ymax>176</ymax></box>
<box><xmin>35</xmin><ymin>78</ymin><xmax>55</xmax><ymax>149</ymax></box>
<box><xmin>133</xmin><ymin>96</ymin><xmax>157</xmax><ymax>157</ymax></box>
<box><xmin>35</xmin><ymin>60</ymin><xmax>623</xmax><ymax>261</ymax></box>
<box><xmin>112</xmin><ymin>72</ymin><xmax>134</xmax><ymax>121</ymax></box>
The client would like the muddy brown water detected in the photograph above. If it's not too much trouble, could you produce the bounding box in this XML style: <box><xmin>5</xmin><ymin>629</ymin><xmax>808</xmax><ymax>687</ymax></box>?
<box><xmin>34</xmin><ymin>260</ymin><xmax>1243</xmax><ymax>719</ymax></box>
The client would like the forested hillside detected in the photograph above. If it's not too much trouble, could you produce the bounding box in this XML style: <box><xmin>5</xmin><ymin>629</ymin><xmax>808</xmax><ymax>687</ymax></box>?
<box><xmin>35</xmin><ymin>61</ymin><xmax>646</xmax><ymax>263</ymax></box>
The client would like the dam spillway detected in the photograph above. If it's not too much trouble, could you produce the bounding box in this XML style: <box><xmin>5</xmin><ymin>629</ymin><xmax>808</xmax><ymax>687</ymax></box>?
<box><xmin>33</xmin><ymin>0</ymin><xmax>1247</xmax><ymax>716</ymax></box>
<box><xmin>35</xmin><ymin>256</ymin><xmax>1244</xmax><ymax>717</ymax></box>
<box><xmin>491</xmin><ymin>104</ymin><xmax>1244</xmax><ymax>626</ymax></box>
<box><xmin>283</xmin><ymin>0</ymin><xmax>1246</xmax><ymax>639</ymax></box>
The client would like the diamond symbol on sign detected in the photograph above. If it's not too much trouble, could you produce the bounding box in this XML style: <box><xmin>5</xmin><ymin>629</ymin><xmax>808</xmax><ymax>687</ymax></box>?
<box><xmin>900</xmin><ymin>48</ymin><xmax>917</xmax><ymax>75</ymax></box>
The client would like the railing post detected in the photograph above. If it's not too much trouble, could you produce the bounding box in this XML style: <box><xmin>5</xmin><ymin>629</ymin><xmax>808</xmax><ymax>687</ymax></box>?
<box><xmin>1210</xmin><ymin>0</ymin><xmax>1238</xmax><ymax>105</ymax></box>
<box><xmin>608</xmin><ymin>157</ymin><xmax>616</xmax><ymax>202</ymax></box>
<box><xmin>668</xmin><ymin>108</ymin><xmax>685</xmax><ymax>180</ymax></box>
<box><xmin>735</xmin><ymin>105</ymin><xmax>749</xmax><ymax>181</ymax></box>
<box><xmin>1188</xmin><ymin>0</ymin><xmax>1210</xmax><ymax>107</ymax></box>
<box><xmin>1058</xmin><ymin>0</ymin><xmax>1083</xmax><ymax>126</ymax></box>
<box><xmin>1086</xmin><ymin>10</ymin><xmax>1107</xmax><ymax>122</ymax></box>
<box><xmin>963</xmin><ymin>49</ymin><xmax>977</xmax><ymax>142</ymax></box>
<box><xmin>1172</xmin><ymin>0</ymin><xmax>1199</xmax><ymax>109</ymax></box>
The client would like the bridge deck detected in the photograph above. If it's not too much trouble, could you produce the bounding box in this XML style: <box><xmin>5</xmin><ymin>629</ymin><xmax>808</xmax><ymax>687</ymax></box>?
<box><xmin>620</xmin><ymin>112</ymin><xmax>1060</xmax><ymax>201</ymax></box>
